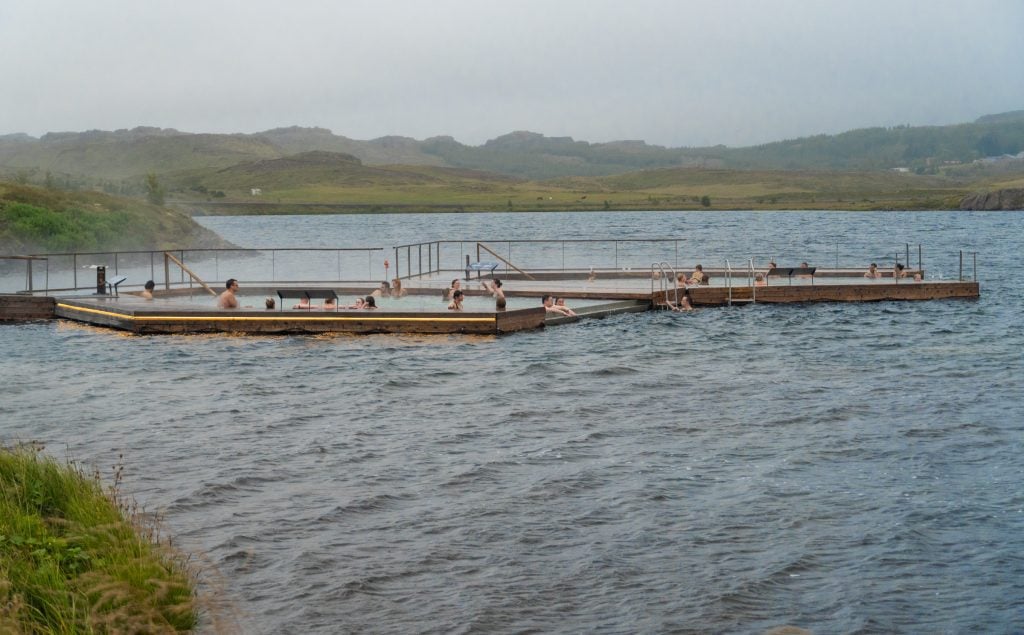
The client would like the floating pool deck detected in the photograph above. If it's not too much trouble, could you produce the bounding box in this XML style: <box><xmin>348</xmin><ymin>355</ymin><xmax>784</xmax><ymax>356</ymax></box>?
<box><xmin>1</xmin><ymin>268</ymin><xmax>980</xmax><ymax>335</ymax></box>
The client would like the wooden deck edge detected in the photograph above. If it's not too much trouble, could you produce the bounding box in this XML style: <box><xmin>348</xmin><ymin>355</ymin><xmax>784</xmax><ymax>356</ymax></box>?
<box><xmin>653</xmin><ymin>281</ymin><xmax>980</xmax><ymax>306</ymax></box>
<box><xmin>0</xmin><ymin>294</ymin><xmax>56</xmax><ymax>320</ymax></box>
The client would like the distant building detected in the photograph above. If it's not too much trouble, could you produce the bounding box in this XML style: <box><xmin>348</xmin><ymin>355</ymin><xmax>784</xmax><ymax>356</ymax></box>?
<box><xmin>891</xmin><ymin>167</ymin><xmax>910</xmax><ymax>173</ymax></box>
<box><xmin>250</xmin><ymin>188</ymin><xmax>262</xmax><ymax>196</ymax></box>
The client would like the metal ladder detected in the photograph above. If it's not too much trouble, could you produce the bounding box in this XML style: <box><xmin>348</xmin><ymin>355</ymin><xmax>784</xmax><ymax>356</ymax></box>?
<box><xmin>651</xmin><ymin>261</ymin><xmax>679</xmax><ymax>309</ymax></box>
<box><xmin>724</xmin><ymin>258</ymin><xmax>757</xmax><ymax>306</ymax></box>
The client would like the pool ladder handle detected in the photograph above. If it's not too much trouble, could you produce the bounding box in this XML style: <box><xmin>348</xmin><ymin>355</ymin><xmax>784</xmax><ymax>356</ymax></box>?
<box><xmin>651</xmin><ymin>262</ymin><xmax>679</xmax><ymax>309</ymax></box>
<box><xmin>724</xmin><ymin>259</ymin><xmax>757</xmax><ymax>306</ymax></box>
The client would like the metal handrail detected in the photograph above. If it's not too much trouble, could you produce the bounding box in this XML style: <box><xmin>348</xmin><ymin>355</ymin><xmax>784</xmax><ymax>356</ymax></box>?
<box><xmin>725</xmin><ymin>259</ymin><xmax>733</xmax><ymax>305</ymax></box>
<box><xmin>651</xmin><ymin>261</ymin><xmax>678</xmax><ymax>308</ymax></box>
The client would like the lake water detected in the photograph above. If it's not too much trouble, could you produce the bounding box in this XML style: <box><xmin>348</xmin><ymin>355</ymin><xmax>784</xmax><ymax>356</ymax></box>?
<box><xmin>2</xmin><ymin>211</ymin><xmax>1023</xmax><ymax>634</ymax></box>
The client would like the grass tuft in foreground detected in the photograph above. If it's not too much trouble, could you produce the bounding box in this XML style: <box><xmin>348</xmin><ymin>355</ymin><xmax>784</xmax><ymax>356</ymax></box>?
<box><xmin>0</xmin><ymin>443</ymin><xmax>197</xmax><ymax>633</ymax></box>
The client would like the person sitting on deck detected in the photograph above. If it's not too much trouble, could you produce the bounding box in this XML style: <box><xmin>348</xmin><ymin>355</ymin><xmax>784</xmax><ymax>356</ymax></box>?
<box><xmin>448</xmin><ymin>289</ymin><xmax>464</xmax><ymax>311</ymax></box>
<box><xmin>543</xmin><ymin>294</ymin><xmax>576</xmax><ymax>316</ymax></box>
<box><xmin>864</xmin><ymin>263</ymin><xmax>882</xmax><ymax>279</ymax></box>
<box><xmin>893</xmin><ymin>263</ymin><xmax>907</xmax><ymax>278</ymax></box>
<box><xmin>217</xmin><ymin>278</ymin><xmax>240</xmax><ymax>309</ymax></box>
<box><xmin>141</xmin><ymin>280</ymin><xmax>156</xmax><ymax>300</ymax></box>
<box><xmin>687</xmin><ymin>264</ymin><xmax>709</xmax><ymax>286</ymax></box>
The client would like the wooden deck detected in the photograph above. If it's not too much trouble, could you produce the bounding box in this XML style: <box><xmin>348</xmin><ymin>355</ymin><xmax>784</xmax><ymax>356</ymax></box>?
<box><xmin>659</xmin><ymin>280</ymin><xmax>980</xmax><ymax>306</ymax></box>
<box><xmin>48</xmin><ymin>299</ymin><xmax>546</xmax><ymax>335</ymax></box>
<box><xmin>1</xmin><ymin>276</ymin><xmax>980</xmax><ymax>335</ymax></box>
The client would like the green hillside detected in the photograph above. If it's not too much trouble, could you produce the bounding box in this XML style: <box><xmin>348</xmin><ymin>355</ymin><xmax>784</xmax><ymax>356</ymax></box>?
<box><xmin>0</xmin><ymin>182</ymin><xmax>233</xmax><ymax>253</ymax></box>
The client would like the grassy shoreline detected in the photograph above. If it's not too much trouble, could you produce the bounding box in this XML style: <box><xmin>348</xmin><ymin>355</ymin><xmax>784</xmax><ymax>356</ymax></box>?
<box><xmin>0</xmin><ymin>443</ymin><xmax>198</xmax><ymax>632</ymax></box>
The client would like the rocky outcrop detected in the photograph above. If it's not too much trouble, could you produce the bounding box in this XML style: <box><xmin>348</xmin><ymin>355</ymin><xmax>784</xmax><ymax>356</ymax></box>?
<box><xmin>960</xmin><ymin>188</ymin><xmax>1024</xmax><ymax>210</ymax></box>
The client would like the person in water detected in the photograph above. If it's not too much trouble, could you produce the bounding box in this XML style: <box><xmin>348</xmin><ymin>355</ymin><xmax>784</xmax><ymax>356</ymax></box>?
<box><xmin>893</xmin><ymin>263</ymin><xmax>907</xmax><ymax>278</ymax></box>
<box><xmin>542</xmin><ymin>294</ymin><xmax>576</xmax><ymax>316</ymax></box>
<box><xmin>265</xmin><ymin>297</ymin><xmax>276</xmax><ymax>310</ymax></box>
<box><xmin>448</xmin><ymin>289</ymin><xmax>464</xmax><ymax>311</ymax></box>
<box><xmin>483</xmin><ymin>279</ymin><xmax>506</xmax><ymax>310</ymax></box>
<box><xmin>864</xmin><ymin>263</ymin><xmax>881</xmax><ymax>279</ymax></box>
<box><xmin>444</xmin><ymin>279</ymin><xmax>461</xmax><ymax>300</ymax></box>
<box><xmin>391</xmin><ymin>277</ymin><xmax>406</xmax><ymax>297</ymax></box>
<box><xmin>141</xmin><ymin>279</ymin><xmax>156</xmax><ymax>300</ymax></box>
<box><xmin>363</xmin><ymin>295</ymin><xmax>377</xmax><ymax>309</ymax></box>
<box><xmin>668</xmin><ymin>288</ymin><xmax>694</xmax><ymax>311</ymax></box>
<box><xmin>217</xmin><ymin>278</ymin><xmax>240</xmax><ymax>309</ymax></box>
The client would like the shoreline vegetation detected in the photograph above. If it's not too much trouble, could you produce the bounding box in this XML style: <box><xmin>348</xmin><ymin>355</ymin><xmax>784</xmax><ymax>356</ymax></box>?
<box><xmin>0</xmin><ymin>182</ymin><xmax>234</xmax><ymax>254</ymax></box>
<box><xmin>0</xmin><ymin>443</ymin><xmax>199</xmax><ymax>632</ymax></box>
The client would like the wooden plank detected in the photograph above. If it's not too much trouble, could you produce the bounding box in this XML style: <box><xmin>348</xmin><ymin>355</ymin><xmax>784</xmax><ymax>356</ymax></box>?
<box><xmin>670</xmin><ymin>282</ymin><xmax>979</xmax><ymax>306</ymax></box>
<box><xmin>0</xmin><ymin>295</ymin><xmax>56</xmax><ymax>320</ymax></box>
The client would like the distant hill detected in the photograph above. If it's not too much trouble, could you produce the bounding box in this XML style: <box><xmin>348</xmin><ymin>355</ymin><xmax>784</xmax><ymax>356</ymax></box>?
<box><xmin>201</xmin><ymin>150</ymin><xmax>518</xmax><ymax>190</ymax></box>
<box><xmin>0</xmin><ymin>111</ymin><xmax>1022</xmax><ymax>187</ymax></box>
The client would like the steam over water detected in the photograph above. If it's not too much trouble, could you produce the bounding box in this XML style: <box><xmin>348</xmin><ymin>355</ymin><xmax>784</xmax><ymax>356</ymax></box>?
<box><xmin>2</xmin><ymin>211</ymin><xmax>1022</xmax><ymax>633</ymax></box>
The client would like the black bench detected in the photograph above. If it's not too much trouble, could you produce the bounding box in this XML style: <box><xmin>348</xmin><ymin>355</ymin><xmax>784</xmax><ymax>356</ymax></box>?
<box><xmin>276</xmin><ymin>289</ymin><xmax>339</xmax><ymax>310</ymax></box>
<box><xmin>765</xmin><ymin>267</ymin><xmax>816</xmax><ymax>285</ymax></box>
<box><xmin>106</xmin><ymin>275</ymin><xmax>128</xmax><ymax>297</ymax></box>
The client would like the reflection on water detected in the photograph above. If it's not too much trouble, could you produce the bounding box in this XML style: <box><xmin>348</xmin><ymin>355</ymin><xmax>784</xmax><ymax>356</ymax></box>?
<box><xmin>2</xmin><ymin>211</ymin><xmax>1023</xmax><ymax>634</ymax></box>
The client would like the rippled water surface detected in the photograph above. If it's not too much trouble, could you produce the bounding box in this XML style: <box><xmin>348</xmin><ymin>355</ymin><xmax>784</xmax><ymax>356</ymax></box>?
<box><xmin>3</xmin><ymin>211</ymin><xmax>1023</xmax><ymax>634</ymax></box>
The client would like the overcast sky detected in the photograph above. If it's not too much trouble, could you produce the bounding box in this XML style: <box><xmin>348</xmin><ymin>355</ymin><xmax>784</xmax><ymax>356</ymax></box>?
<box><xmin>2</xmin><ymin>0</ymin><xmax>1022</xmax><ymax>148</ymax></box>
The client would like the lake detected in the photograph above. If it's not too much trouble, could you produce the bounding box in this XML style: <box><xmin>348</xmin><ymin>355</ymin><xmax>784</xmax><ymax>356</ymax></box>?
<box><xmin>2</xmin><ymin>210</ymin><xmax>1022</xmax><ymax>633</ymax></box>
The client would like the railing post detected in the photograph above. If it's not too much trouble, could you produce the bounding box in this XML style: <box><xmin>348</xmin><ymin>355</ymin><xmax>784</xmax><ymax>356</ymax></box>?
<box><xmin>73</xmin><ymin>253</ymin><xmax>77</xmax><ymax>289</ymax></box>
<box><xmin>973</xmin><ymin>252</ymin><xmax>977</xmax><ymax>282</ymax></box>
<box><xmin>918</xmin><ymin>244</ymin><xmax>922</xmax><ymax>274</ymax></box>
<box><xmin>905</xmin><ymin>243</ymin><xmax>910</xmax><ymax>268</ymax></box>
<box><xmin>26</xmin><ymin>259</ymin><xmax>33</xmax><ymax>292</ymax></box>
<box><xmin>615</xmin><ymin>241</ymin><xmax>619</xmax><ymax>269</ymax></box>
<box><xmin>959</xmin><ymin>250</ymin><xmax>963</xmax><ymax>281</ymax></box>
<box><xmin>163</xmin><ymin>253</ymin><xmax>170</xmax><ymax>290</ymax></box>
